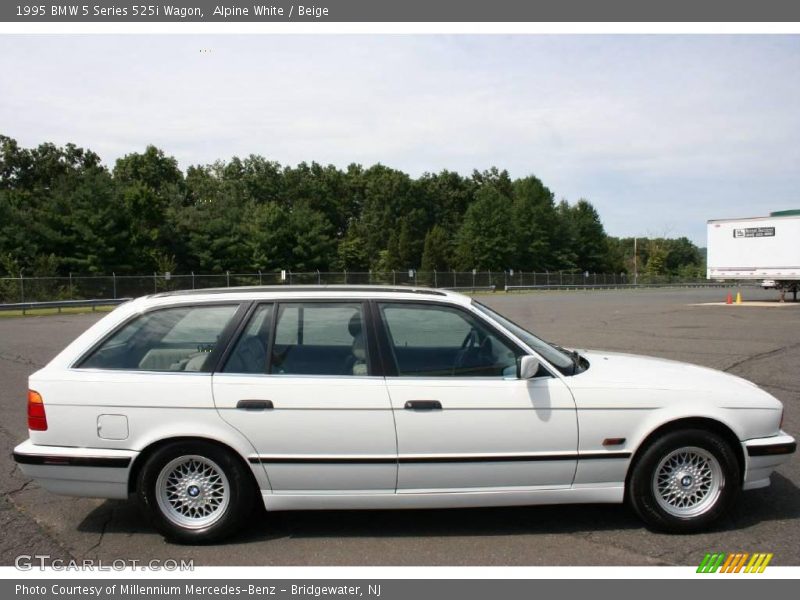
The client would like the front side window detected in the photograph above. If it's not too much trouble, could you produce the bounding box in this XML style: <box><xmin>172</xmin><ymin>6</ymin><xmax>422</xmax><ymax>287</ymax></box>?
<box><xmin>378</xmin><ymin>303</ymin><xmax>521</xmax><ymax>377</ymax></box>
<box><xmin>471</xmin><ymin>301</ymin><xmax>575</xmax><ymax>373</ymax></box>
<box><xmin>80</xmin><ymin>305</ymin><xmax>239</xmax><ymax>372</ymax></box>
<box><xmin>270</xmin><ymin>302</ymin><xmax>369</xmax><ymax>376</ymax></box>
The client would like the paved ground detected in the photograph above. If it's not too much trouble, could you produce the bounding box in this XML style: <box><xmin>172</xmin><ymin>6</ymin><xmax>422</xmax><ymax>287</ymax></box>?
<box><xmin>0</xmin><ymin>288</ymin><xmax>797</xmax><ymax>566</ymax></box>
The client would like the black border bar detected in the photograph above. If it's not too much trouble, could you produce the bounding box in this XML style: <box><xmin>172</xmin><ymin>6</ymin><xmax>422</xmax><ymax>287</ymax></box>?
<box><xmin>4</xmin><ymin>1</ymin><xmax>800</xmax><ymax>22</ymax></box>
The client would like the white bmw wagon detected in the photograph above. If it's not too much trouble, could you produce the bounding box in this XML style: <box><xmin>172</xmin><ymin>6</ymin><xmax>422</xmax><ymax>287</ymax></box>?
<box><xmin>13</xmin><ymin>286</ymin><xmax>796</xmax><ymax>543</ymax></box>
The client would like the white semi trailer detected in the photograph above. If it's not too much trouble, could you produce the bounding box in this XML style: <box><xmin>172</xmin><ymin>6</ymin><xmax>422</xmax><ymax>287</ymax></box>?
<box><xmin>707</xmin><ymin>210</ymin><xmax>800</xmax><ymax>301</ymax></box>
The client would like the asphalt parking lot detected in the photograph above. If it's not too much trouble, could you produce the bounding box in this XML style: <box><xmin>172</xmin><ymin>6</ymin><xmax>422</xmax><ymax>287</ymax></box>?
<box><xmin>0</xmin><ymin>287</ymin><xmax>798</xmax><ymax>566</ymax></box>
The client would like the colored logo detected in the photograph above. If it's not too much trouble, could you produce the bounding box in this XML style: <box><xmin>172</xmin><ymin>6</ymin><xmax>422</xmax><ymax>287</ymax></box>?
<box><xmin>697</xmin><ymin>552</ymin><xmax>773</xmax><ymax>573</ymax></box>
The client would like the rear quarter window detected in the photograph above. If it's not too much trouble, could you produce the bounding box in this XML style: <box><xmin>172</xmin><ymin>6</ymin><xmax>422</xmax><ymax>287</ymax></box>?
<box><xmin>78</xmin><ymin>304</ymin><xmax>239</xmax><ymax>372</ymax></box>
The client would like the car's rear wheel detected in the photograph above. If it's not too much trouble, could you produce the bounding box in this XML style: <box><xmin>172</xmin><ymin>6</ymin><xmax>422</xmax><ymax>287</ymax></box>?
<box><xmin>137</xmin><ymin>440</ymin><xmax>254</xmax><ymax>544</ymax></box>
<box><xmin>628</xmin><ymin>429</ymin><xmax>740</xmax><ymax>533</ymax></box>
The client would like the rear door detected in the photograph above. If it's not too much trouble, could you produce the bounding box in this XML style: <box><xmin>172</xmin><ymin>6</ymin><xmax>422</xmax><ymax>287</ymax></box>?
<box><xmin>376</xmin><ymin>301</ymin><xmax>578</xmax><ymax>492</ymax></box>
<box><xmin>212</xmin><ymin>300</ymin><xmax>397</xmax><ymax>494</ymax></box>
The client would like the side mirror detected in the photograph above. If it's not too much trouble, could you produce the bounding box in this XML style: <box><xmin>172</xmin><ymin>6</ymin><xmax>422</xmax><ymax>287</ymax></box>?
<box><xmin>517</xmin><ymin>355</ymin><xmax>540</xmax><ymax>379</ymax></box>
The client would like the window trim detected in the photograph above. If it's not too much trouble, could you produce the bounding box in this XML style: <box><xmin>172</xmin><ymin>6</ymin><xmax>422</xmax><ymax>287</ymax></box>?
<box><xmin>71</xmin><ymin>301</ymin><xmax>249</xmax><ymax>373</ymax></box>
<box><xmin>215</xmin><ymin>301</ymin><xmax>272</xmax><ymax>374</ymax></box>
<box><xmin>218</xmin><ymin>299</ymin><xmax>378</xmax><ymax>377</ymax></box>
<box><xmin>373</xmin><ymin>299</ymin><xmax>533</xmax><ymax>379</ymax></box>
<box><xmin>367</xmin><ymin>300</ymin><xmax>393</xmax><ymax>377</ymax></box>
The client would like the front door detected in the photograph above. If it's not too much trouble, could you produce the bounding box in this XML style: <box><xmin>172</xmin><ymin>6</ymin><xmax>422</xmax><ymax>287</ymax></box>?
<box><xmin>212</xmin><ymin>301</ymin><xmax>397</xmax><ymax>494</ymax></box>
<box><xmin>375</xmin><ymin>301</ymin><xmax>578</xmax><ymax>492</ymax></box>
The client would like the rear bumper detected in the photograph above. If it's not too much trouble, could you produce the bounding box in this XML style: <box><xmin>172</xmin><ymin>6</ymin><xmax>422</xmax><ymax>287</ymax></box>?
<box><xmin>12</xmin><ymin>439</ymin><xmax>137</xmax><ymax>500</ymax></box>
<box><xmin>742</xmin><ymin>431</ymin><xmax>796</xmax><ymax>490</ymax></box>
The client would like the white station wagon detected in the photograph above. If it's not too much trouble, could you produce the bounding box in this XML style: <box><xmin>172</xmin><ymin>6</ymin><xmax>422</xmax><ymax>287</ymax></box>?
<box><xmin>13</xmin><ymin>286</ymin><xmax>795</xmax><ymax>543</ymax></box>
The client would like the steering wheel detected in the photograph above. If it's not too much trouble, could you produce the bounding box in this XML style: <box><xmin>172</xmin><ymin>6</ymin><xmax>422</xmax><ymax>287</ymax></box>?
<box><xmin>453</xmin><ymin>328</ymin><xmax>481</xmax><ymax>375</ymax></box>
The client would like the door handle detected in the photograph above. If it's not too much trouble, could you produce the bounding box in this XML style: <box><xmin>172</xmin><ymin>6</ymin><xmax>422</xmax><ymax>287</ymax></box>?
<box><xmin>236</xmin><ymin>399</ymin><xmax>274</xmax><ymax>410</ymax></box>
<box><xmin>404</xmin><ymin>400</ymin><xmax>442</xmax><ymax>410</ymax></box>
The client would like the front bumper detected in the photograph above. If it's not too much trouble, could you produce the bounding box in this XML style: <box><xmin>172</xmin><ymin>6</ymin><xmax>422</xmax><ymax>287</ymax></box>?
<box><xmin>12</xmin><ymin>439</ymin><xmax>137</xmax><ymax>499</ymax></box>
<box><xmin>742</xmin><ymin>431</ymin><xmax>796</xmax><ymax>490</ymax></box>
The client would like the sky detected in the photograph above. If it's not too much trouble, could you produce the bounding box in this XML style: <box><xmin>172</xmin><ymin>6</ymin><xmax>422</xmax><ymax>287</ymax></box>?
<box><xmin>1</xmin><ymin>34</ymin><xmax>799</xmax><ymax>245</ymax></box>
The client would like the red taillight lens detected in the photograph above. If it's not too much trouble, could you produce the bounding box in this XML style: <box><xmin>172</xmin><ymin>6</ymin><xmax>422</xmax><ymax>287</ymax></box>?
<box><xmin>27</xmin><ymin>390</ymin><xmax>47</xmax><ymax>431</ymax></box>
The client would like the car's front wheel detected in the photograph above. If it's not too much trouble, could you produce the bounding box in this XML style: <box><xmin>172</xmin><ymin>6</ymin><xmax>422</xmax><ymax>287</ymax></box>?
<box><xmin>627</xmin><ymin>429</ymin><xmax>740</xmax><ymax>533</ymax></box>
<box><xmin>137</xmin><ymin>440</ymin><xmax>254</xmax><ymax>543</ymax></box>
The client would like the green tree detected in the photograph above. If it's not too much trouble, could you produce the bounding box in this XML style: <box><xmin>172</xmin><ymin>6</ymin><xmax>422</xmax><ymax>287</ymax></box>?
<box><xmin>420</xmin><ymin>225</ymin><xmax>451</xmax><ymax>272</ymax></box>
<box><xmin>454</xmin><ymin>186</ymin><xmax>516</xmax><ymax>270</ymax></box>
<box><xmin>664</xmin><ymin>236</ymin><xmax>702</xmax><ymax>273</ymax></box>
<box><xmin>59</xmin><ymin>167</ymin><xmax>131</xmax><ymax>273</ymax></box>
<box><xmin>397</xmin><ymin>219</ymin><xmax>415</xmax><ymax>268</ymax></box>
<box><xmin>472</xmin><ymin>167</ymin><xmax>513</xmax><ymax>197</ymax></box>
<box><xmin>645</xmin><ymin>239</ymin><xmax>668</xmax><ymax>277</ymax></box>
<box><xmin>569</xmin><ymin>199</ymin><xmax>608</xmax><ymax>272</ymax></box>
<box><xmin>512</xmin><ymin>176</ymin><xmax>557</xmax><ymax>270</ymax></box>
<box><xmin>0</xmin><ymin>136</ymin><xmax>123</xmax><ymax>274</ymax></box>
<box><xmin>244</xmin><ymin>201</ymin><xmax>290</xmax><ymax>271</ymax></box>
<box><xmin>549</xmin><ymin>200</ymin><xmax>579</xmax><ymax>270</ymax></box>
<box><xmin>113</xmin><ymin>146</ymin><xmax>185</xmax><ymax>270</ymax></box>
<box><xmin>176</xmin><ymin>169</ymin><xmax>252</xmax><ymax>272</ymax></box>
<box><xmin>235</xmin><ymin>155</ymin><xmax>285</xmax><ymax>205</ymax></box>
<box><xmin>284</xmin><ymin>161</ymin><xmax>353</xmax><ymax>237</ymax></box>
<box><xmin>358</xmin><ymin>164</ymin><xmax>414</xmax><ymax>266</ymax></box>
<box><xmin>604</xmin><ymin>237</ymin><xmax>628</xmax><ymax>274</ymax></box>
<box><xmin>334</xmin><ymin>226</ymin><xmax>370</xmax><ymax>271</ymax></box>
<box><xmin>415</xmin><ymin>170</ymin><xmax>475</xmax><ymax>233</ymax></box>
<box><xmin>383</xmin><ymin>231</ymin><xmax>402</xmax><ymax>271</ymax></box>
<box><xmin>287</xmin><ymin>202</ymin><xmax>336</xmax><ymax>271</ymax></box>
<box><xmin>2</xmin><ymin>135</ymin><xmax>709</xmax><ymax>282</ymax></box>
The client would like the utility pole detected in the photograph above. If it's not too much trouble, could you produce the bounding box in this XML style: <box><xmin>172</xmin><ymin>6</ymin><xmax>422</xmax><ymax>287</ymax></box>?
<box><xmin>633</xmin><ymin>237</ymin><xmax>638</xmax><ymax>285</ymax></box>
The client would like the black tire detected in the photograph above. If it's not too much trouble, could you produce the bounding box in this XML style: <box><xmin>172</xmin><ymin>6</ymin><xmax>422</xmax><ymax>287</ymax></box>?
<box><xmin>136</xmin><ymin>440</ymin><xmax>254</xmax><ymax>544</ymax></box>
<box><xmin>627</xmin><ymin>428</ymin><xmax>740</xmax><ymax>533</ymax></box>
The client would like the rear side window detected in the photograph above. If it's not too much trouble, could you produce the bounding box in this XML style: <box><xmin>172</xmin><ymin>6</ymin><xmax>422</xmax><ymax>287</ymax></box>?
<box><xmin>271</xmin><ymin>302</ymin><xmax>368</xmax><ymax>376</ymax></box>
<box><xmin>79</xmin><ymin>305</ymin><xmax>239</xmax><ymax>372</ymax></box>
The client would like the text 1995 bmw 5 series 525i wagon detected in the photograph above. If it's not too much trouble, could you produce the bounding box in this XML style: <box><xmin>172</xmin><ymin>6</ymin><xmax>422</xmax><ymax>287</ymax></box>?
<box><xmin>12</xmin><ymin>286</ymin><xmax>796</xmax><ymax>543</ymax></box>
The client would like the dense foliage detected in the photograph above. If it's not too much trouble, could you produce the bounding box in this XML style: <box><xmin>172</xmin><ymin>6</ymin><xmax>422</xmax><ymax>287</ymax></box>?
<box><xmin>0</xmin><ymin>136</ymin><xmax>704</xmax><ymax>278</ymax></box>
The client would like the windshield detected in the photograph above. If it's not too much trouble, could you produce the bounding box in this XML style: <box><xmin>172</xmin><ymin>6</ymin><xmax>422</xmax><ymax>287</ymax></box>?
<box><xmin>472</xmin><ymin>301</ymin><xmax>575</xmax><ymax>372</ymax></box>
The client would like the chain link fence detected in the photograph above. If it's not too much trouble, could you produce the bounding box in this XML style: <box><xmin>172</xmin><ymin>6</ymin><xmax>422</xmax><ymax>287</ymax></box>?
<box><xmin>0</xmin><ymin>270</ymin><xmax>731</xmax><ymax>305</ymax></box>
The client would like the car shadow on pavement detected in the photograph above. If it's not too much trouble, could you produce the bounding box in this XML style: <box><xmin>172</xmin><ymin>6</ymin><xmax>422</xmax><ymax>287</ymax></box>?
<box><xmin>251</xmin><ymin>504</ymin><xmax>641</xmax><ymax>542</ymax></box>
<box><xmin>76</xmin><ymin>473</ymin><xmax>799</xmax><ymax>545</ymax></box>
<box><xmin>77</xmin><ymin>498</ymin><xmax>645</xmax><ymax>544</ymax></box>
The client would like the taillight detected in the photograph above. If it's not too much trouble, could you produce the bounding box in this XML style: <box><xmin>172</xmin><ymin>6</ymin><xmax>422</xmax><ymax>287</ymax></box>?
<box><xmin>27</xmin><ymin>390</ymin><xmax>47</xmax><ymax>431</ymax></box>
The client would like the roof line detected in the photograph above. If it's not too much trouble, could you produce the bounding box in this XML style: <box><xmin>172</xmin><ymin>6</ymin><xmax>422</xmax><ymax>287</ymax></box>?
<box><xmin>150</xmin><ymin>285</ymin><xmax>450</xmax><ymax>298</ymax></box>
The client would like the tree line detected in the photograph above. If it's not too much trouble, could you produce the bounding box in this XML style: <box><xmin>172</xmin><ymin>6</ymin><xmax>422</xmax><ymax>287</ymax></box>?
<box><xmin>0</xmin><ymin>135</ymin><xmax>704</xmax><ymax>279</ymax></box>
